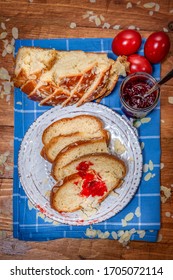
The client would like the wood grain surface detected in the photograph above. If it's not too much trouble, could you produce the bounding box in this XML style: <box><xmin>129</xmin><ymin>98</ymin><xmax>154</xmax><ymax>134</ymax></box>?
<box><xmin>0</xmin><ymin>0</ymin><xmax>173</xmax><ymax>260</ymax></box>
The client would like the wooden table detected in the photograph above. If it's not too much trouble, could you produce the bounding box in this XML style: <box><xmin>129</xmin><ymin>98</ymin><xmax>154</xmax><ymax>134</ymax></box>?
<box><xmin>0</xmin><ymin>0</ymin><xmax>173</xmax><ymax>260</ymax></box>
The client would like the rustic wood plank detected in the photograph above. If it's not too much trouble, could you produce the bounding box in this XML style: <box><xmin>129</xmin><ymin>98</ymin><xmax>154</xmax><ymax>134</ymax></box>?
<box><xmin>0</xmin><ymin>235</ymin><xmax>173</xmax><ymax>260</ymax></box>
<box><xmin>0</xmin><ymin>1</ymin><xmax>173</xmax><ymax>36</ymax></box>
<box><xmin>0</xmin><ymin>127</ymin><xmax>13</xmax><ymax>178</ymax></box>
<box><xmin>0</xmin><ymin>179</ymin><xmax>13</xmax><ymax>232</ymax></box>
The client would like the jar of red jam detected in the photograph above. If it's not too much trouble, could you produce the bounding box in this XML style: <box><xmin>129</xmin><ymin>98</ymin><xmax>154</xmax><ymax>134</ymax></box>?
<box><xmin>120</xmin><ymin>72</ymin><xmax>160</xmax><ymax>118</ymax></box>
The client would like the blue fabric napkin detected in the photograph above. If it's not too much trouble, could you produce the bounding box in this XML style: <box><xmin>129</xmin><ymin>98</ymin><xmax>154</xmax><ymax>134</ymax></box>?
<box><xmin>13</xmin><ymin>38</ymin><xmax>161</xmax><ymax>242</ymax></box>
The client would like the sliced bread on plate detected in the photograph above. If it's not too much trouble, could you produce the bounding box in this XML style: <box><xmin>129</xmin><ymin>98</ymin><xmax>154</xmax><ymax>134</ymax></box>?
<box><xmin>52</xmin><ymin>138</ymin><xmax>109</xmax><ymax>181</ymax></box>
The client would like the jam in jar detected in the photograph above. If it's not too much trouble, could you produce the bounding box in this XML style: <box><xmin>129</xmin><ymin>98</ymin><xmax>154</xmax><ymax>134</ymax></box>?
<box><xmin>120</xmin><ymin>72</ymin><xmax>160</xmax><ymax>118</ymax></box>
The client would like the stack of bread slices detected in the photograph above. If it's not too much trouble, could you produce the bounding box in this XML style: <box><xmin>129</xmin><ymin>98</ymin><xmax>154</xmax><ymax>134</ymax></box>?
<box><xmin>41</xmin><ymin>114</ymin><xmax>126</xmax><ymax>213</ymax></box>
<box><xmin>14</xmin><ymin>47</ymin><xmax>129</xmax><ymax>107</ymax></box>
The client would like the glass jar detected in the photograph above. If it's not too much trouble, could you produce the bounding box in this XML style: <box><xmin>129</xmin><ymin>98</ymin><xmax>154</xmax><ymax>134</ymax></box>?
<box><xmin>120</xmin><ymin>72</ymin><xmax>160</xmax><ymax>118</ymax></box>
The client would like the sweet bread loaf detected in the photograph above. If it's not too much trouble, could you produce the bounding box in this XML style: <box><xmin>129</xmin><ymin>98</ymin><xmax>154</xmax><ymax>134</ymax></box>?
<box><xmin>14</xmin><ymin>47</ymin><xmax>129</xmax><ymax>106</ymax></box>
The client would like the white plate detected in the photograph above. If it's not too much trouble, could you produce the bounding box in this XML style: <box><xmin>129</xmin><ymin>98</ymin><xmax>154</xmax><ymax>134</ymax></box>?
<box><xmin>18</xmin><ymin>103</ymin><xmax>143</xmax><ymax>225</ymax></box>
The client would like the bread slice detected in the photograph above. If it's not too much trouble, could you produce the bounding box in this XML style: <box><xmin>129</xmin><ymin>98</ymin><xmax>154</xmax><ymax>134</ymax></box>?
<box><xmin>42</xmin><ymin>130</ymin><xmax>109</xmax><ymax>163</ymax></box>
<box><xmin>76</xmin><ymin>62</ymin><xmax>112</xmax><ymax>107</ymax></box>
<box><xmin>62</xmin><ymin>53</ymin><xmax>111</xmax><ymax>106</ymax></box>
<box><xmin>51</xmin><ymin>153</ymin><xmax>126</xmax><ymax>212</ymax></box>
<box><xmin>38</xmin><ymin>88</ymin><xmax>70</xmax><ymax>106</ymax></box>
<box><xmin>42</xmin><ymin>114</ymin><xmax>105</xmax><ymax>145</ymax></box>
<box><xmin>97</xmin><ymin>56</ymin><xmax>130</xmax><ymax>102</ymax></box>
<box><xmin>52</xmin><ymin>138</ymin><xmax>109</xmax><ymax>181</ymax></box>
<box><xmin>52</xmin><ymin>152</ymin><xmax>126</xmax><ymax>183</ymax></box>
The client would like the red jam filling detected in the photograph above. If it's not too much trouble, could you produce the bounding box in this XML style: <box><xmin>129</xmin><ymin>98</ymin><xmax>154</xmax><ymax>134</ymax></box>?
<box><xmin>76</xmin><ymin>161</ymin><xmax>107</xmax><ymax>197</ymax></box>
<box><xmin>122</xmin><ymin>76</ymin><xmax>157</xmax><ymax>109</ymax></box>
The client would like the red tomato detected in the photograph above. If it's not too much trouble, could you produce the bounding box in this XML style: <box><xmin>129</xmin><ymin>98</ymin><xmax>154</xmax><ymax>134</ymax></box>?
<box><xmin>127</xmin><ymin>54</ymin><xmax>152</xmax><ymax>74</ymax></box>
<box><xmin>112</xmin><ymin>30</ymin><xmax>142</xmax><ymax>56</ymax></box>
<box><xmin>144</xmin><ymin>31</ymin><xmax>170</xmax><ymax>63</ymax></box>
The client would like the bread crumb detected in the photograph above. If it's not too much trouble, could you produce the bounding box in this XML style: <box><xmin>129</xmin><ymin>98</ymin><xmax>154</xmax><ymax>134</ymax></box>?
<box><xmin>121</xmin><ymin>219</ymin><xmax>127</xmax><ymax>227</ymax></box>
<box><xmin>149</xmin><ymin>11</ymin><xmax>154</xmax><ymax>16</ymax></box>
<box><xmin>111</xmin><ymin>231</ymin><xmax>118</xmax><ymax>240</ymax></box>
<box><xmin>6</xmin><ymin>44</ymin><xmax>13</xmax><ymax>54</ymax></box>
<box><xmin>125</xmin><ymin>212</ymin><xmax>134</xmax><ymax>221</ymax></box>
<box><xmin>102</xmin><ymin>22</ymin><xmax>110</xmax><ymax>29</ymax></box>
<box><xmin>163</xmin><ymin>28</ymin><xmax>168</xmax><ymax>32</ymax></box>
<box><xmin>12</xmin><ymin>27</ymin><xmax>18</xmax><ymax>39</ymax></box>
<box><xmin>0</xmin><ymin>67</ymin><xmax>10</xmax><ymax>80</ymax></box>
<box><xmin>114</xmin><ymin>139</ymin><xmax>126</xmax><ymax>155</ymax></box>
<box><xmin>154</xmin><ymin>3</ymin><xmax>160</xmax><ymax>12</ymax></box>
<box><xmin>16</xmin><ymin>101</ymin><xmax>22</xmax><ymax>105</ymax></box>
<box><xmin>89</xmin><ymin>15</ymin><xmax>97</xmax><ymax>22</ymax></box>
<box><xmin>82</xmin><ymin>11</ymin><xmax>94</xmax><ymax>19</ymax></box>
<box><xmin>2</xmin><ymin>49</ymin><xmax>7</xmax><ymax>57</ymax></box>
<box><xmin>117</xmin><ymin>230</ymin><xmax>124</xmax><ymax>237</ymax></box>
<box><xmin>128</xmin><ymin>25</ymin><xmax>136</xmax><ymax>30</ymax></box>
<box><xmin>113</xmin><ymin>25</ymin><xmax>121</xmax><ymax>30</ymax></box>
<box><xmin>157</xmin><ymin>233</ymin><xmax>162</xmax><ymax>242</ymax></box>
<box><xmin>161</xmin><ymin>185</ymin><xmax>171</xmax><ymax>203</ymax></box>
<box><xmin>97</xmin><ymin>230</ymin><xmax>110</xmax><ymax>239</ymax></box>
<box><xmin>69</xmin><ymin>22</ymin><xmax>77</xmax><ymax>29</ymax></box>
<box><xmin>148</xmin><ymin>160</ymin><xmax>154</xmax><ymax>171</ymax></box>
<box><xmin>144</xmin><ymin>172</ymin><xmax>152</xmax><ymax>181</ymax></box>
<box><xmin>85</xmin><ymin>227</ymin><xmax>97</xmax><ymax>238</ymax></box>
<box><xmin>126</xmin><ymin>2</ymin><xmax>132</xmax><ymax>9</ymax></box>
<box><xmin>0</xmin><ymin>31</ymin><xmax>7</xmax><ymax>39</ymax></box>
<box><xmin>160</xmin><ymin>162</ymin><xmax>164</xmax><ymax>169</ymax></box>
<box><xmin>143</xmin><ymin>163</ymin><xmax>149</xmax><ymax>173</ymax></box>
<box><xmin>143</xmin><ymin>2</ymin><xmax>156</xmax><ymax>9</ymax></box>
<box><xmin>99</xmin><ymin>15</ymin><xmax>105</xmax><ymax>21</ymax></box>
<box><xmin>135</xmin><ymin>206</ymin><xmax>141</xmax><ymax>218</ymax></box>
<box><xmin>1</xmin><ymin>22</ymin><xmax>6</xmax><ymax>30</ymax></box>
<box><xmin>95</xmin><ymin>17</ymin><xmax>101</xmax><ymax>26</ymax></box>
<box><xmin>85</xmin><ymin>228</ymin><xmax>110</xmax><ymax>239</ymax></box>
<box><xmin>2</xmin><ymin>81</ymin><xmax>13</xmax><ymax>94</ymax></box>
<box><xmin>141</xmin><ymin>117</ymin><xmax>151</xmax><ymax>123</ymax></box>
<box><xmin>133</xmin><ymin>120</ymin><xmax>141</xmax><ymax>128</ymax></box>
<box><xmin>118</xmin><ymin>230</ymin><xmax>131</xmax><ymax>244</ymax></box>
<box><xmin>165</xmin><ymin>211</ymin><xmax>171</xmax><ymax>217</ymax></box>
<box><xmin>137</xmin><ymin>230</ymin><xmax>146</xmax><ymax>238</ymax></box>
<box><xmin>168</xmin><ymin>97</ymin><xmax>173</xmax><ymax>104</ymax></box>
<box><xmin>140</xmin><ymin>142</ymin><xmax>145</xmax><ymax>150</ymax></box>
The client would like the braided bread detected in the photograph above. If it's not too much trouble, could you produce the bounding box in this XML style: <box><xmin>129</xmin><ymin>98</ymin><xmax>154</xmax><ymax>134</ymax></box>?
<box><xmin>14</xmin><ymin>47</ymin><xmax>129</xmax><ymax>106</ymax></box>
